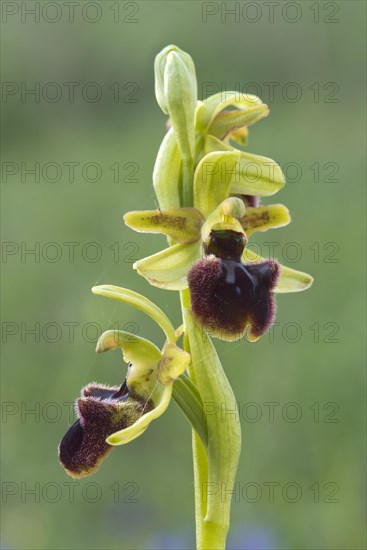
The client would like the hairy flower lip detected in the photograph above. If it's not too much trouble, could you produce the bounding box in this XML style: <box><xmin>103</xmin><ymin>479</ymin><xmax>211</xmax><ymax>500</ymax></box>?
<box><xmin>188</xmin><ymin>229</ymin><xmax>280</xmax><ymax>342</ymax></box>
<box><xmin>59</xmin><ymin>381</ymin><xmax>151</xmax><ymax>479</ymax></box>
<box><xmin>188</xmin><ymin>254</ymin><xmax>280</xmax><ymax>342</ymax></box>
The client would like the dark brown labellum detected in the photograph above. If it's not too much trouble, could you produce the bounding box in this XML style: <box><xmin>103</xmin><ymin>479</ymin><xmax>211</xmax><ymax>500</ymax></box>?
<box><xmin>58</xmin><ymin>383</ymin><xmax>152</xmax><ymax>478</ymax></box>
<box><xmin>188</xmin><ymin>230</ymin><xmax>279</xmax><ymax>342</ymax></box>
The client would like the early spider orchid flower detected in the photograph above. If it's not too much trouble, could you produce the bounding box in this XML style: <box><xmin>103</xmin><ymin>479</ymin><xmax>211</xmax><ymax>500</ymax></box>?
<box><xmin>124</xmin><ymin>195</ymin><xmax>312</xmax><ymax>342</ymax></box>
<box><xmin>59</xmin><ymin>288</ymin><xmax>190</xmax><ymax>478</ymax></box>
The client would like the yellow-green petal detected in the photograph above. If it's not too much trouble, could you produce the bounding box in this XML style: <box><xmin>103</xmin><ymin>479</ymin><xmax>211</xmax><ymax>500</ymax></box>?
<box><xmin>241</xmin><ymin>204</ymin><xmax>290</xmax><ymax>235</ymax></box>
<box><xmin>243</xmin><ymin>249</ymin><xmax>313</xmax><ymax>293</ymax></box>
<box><xmin>134</xmin><ymin>241</ymin><xmax>201</xmax><ymax>290</ymax></box>
<box><xmin>124</xmin><ymin>208</ymin><xmax>204</xmax><ymax>244</ymax></box>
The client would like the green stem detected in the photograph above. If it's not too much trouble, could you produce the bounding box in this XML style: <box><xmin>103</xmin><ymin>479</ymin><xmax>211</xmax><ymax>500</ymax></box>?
<box><xmin>180</xmin><ymin>288</ymin><xmax>242</xmax><ymax>550</ymax></box>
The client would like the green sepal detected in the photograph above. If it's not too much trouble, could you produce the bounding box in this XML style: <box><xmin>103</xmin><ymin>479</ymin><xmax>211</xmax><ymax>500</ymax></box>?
<box><xmin>194</xmin><ymin>149</ymin><xmax>285</xmax><ymax>214</ymax></box>
<box><xmin>230</xmin><ymin>150</ymin><xmax>285</xmax><ymax>196</ymax></box>
<box><xmin>134</xmin><ymin>241</ymin><xmax>201</xmax><ymax>290</ymax></box>
<box><xmin>91</xmin><ymin>285</ymin><xmax>176</xmax><ymax>342</ymax></box>
<box><xmin>124</xmin><ymin>207</ymin><xmax>204</xmax><ymax>244</ymax></box>
<box><xmin>153</xmin><ymin>128</ymin><xmax>182</xmax><ymax>210</ymax></box>
<box><xmin>194</xmin><ymin>151</ymin><xmax>243</xmax><ymax>217</ymax></box>
<box><xmin>243</xmin><ymin>249</ymin><xmax>314</xmax><ymax>293</ymax></box>
<box><xmin>241</xmin><ymin>204</ymin><xmax>290</xmax><ymax>235</ymax></box>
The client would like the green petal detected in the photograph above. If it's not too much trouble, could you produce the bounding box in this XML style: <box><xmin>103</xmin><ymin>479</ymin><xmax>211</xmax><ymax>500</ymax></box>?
<box><xmin>196</xmin><ymin>91</ymin><xmax>264</xmax><ymax>133</ymax></box>
<box><xmin>153</xmin><ymin>128</ymin><xmax>182</xmax><ymax>210</ymax></box>
<box><xmin>92</xmin><ymin>285</ymin><xmax>176</xmax><ymax>342</ymax></box>
<box><xmin>134</xmin><ymin>241</ymin><xmax>201</xmax><ymax>290</ymax></box>
<box><xmin>243</xmin><ymin>249</ymin><xmax>313</xmax><ymax>293</ymax></box>
<box><xmin>241</xmin><ymin>204</ymin><xmax>291</xmax><ymax>235</ymax></box>
<box><xmin>124</xmin><ymin>207</ymin><xmax>204</xmax><ymax>244</ymax></box>
<box><xmin>208</xmin><ymin>104</ymin><xmax>269</xmax><ymax>141</ymax></box>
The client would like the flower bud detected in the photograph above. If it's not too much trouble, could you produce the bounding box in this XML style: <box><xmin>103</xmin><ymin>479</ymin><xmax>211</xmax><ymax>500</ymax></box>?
<box><xmin>154</xmin><ymin>45</ymin><xmax>197</xmax><ymax>159</ymax></box>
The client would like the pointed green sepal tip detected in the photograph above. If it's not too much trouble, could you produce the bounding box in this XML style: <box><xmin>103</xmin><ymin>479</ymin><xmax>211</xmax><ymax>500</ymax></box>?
<box><xmin>276</xmin><ymin>265</ymin><xmax>314</xmax><ymax>293</ymax></box>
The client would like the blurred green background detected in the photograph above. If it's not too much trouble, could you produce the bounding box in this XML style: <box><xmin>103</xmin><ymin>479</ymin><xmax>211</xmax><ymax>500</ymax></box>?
<box><xmin>1</xmin><ymin>1</ymin><xmax>366</xmax><ymax>549</ymax></box>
